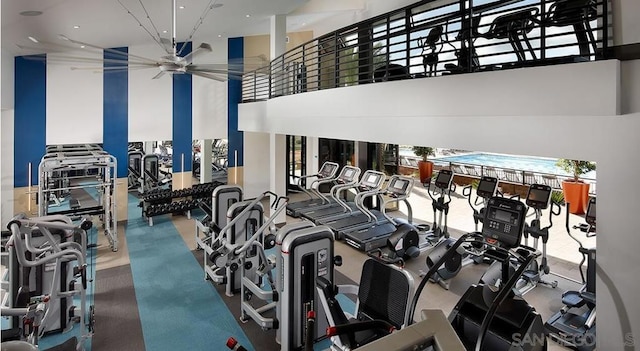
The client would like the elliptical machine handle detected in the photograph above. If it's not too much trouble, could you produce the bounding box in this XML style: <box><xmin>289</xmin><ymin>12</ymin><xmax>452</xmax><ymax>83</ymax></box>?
<box><xmin>462</xmin><ymin>185</ymin><xmax>472</xmax><ymax>197</ymax></box>
<box><xmin>546</xmin><ymin>201</ymin><xmax>562</xmax><ymax>230</ymax></box>
<box><xmin>565</xmin><ymin>202</ymin><xmax>572</xmax><ymax>234</ymax></box>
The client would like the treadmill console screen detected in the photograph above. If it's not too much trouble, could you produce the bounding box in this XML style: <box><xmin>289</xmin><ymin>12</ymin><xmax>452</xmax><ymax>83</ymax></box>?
<box><xmin>525</xmin><ymin>184</ymin><xmax>551</xmax><ymax>209</ymax></box>
<box><xmin>363</xmin><ymin>173</ymin><xmax>382</xmax><ymax>187</ymax></box>
<box><xmin>483</xmin><ymin>197</ymin><xmax>526</xmax><ymax>249</ymax></box>
<box><xmin>476</xmin><ymin>176</ymin><xmax>498</xmax><ymax>199</ymax></box>
<box><xmin>585</xmin><ymin>197</ymin><xmax>596</xmax><ymax>226</ymax></box>
<box><xmin>343</xmin><ymin>168</ymin><xmax>356</xmax><ymax>180</ymax></box>
<box><xmin>434</xmin><ymin>170</ymin><xmax>453</xmax><ymax>190</ymax></box>
<box><xmin>390</xmin><ymin>178</ymin><xmax>410</xmax><ymax>195</ymax></box>
<box><xmin>319</xmin><ymin>163</ymin><xmax>338</xmax><ymax>178</ymax></box>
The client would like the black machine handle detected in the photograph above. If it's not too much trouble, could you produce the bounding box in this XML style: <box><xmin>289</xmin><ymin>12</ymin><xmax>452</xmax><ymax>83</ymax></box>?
<box><xmin>546</xmin><ymin>201</ymin><xmax>562</xmax><ymax>231</ymax></box>
<box><xmin>408</xmin><ymin>234</ymin><xmax>531</xmax><ymax>327</ymax></box>
<box><xmin>408</xmin><ymin>233</ymin><xmax>473</xmax><ymax>323</ymax></box>
<box><xmin>475</xmin><ymin>251</ymin><xmax>536</xmax><ymax>351</ymax></box>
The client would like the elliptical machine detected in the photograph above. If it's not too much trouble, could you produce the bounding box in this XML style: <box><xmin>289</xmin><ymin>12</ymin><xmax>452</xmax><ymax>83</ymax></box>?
<box><xmin>420</xmin><ymin>170</ymin><xmax>455</xmax><ymax>246</ymax></box>
<box><xmin>517</xmin><ymin>184</ymin><xmax>560</xmax><ymax>294</ymax></box>
<box><xmin>545</xmin><ymin>197</ymin><xmax>596</xmax><ymax>350</ymax></box>
<box><xmin>480</xmin><ymin>184</ymin><xmax>560</xmax><ymax>295</ymax></box>
<box><xmin>423</xmin><ymin>176</ymin><xmax>499</xmax><ymax>290</ymax></box>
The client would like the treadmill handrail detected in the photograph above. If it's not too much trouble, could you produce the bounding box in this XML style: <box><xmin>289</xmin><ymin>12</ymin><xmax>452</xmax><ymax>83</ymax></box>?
<box><xmin>379</xmin><ymin>175</ymin><xmax>415</xmax><ymax>224</ymax></box>
<box><xmin>353</xmin><ymin>171</ymin><xmax>387</xmax><ymax>222</ymax></box>
<box><xmin>328</xmin><ymin>168</ymin><xmax>362</xmax><ymax>214</ymax></box>
<box><xmin>298</xmin><ymin>161</ymin><xmax>340</xmax><ymax>202</ymax></box>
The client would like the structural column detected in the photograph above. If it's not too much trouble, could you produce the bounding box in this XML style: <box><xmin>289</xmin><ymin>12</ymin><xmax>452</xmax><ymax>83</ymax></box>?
<box><xmin>200</xmin><ymin>139</ymin><xmax>213</xmax><ymax>183</ymax></box>
<box><xmin>270</xmin><ymin>15</ymin><xmax>288</xmax><ymax>224</ymax></box>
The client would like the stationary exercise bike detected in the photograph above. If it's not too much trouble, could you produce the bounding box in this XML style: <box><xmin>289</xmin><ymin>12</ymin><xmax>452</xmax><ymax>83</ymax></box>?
<box><xmin>545</xmin><ymin>197</ymin><xmax>596</xmax><ymax>351</ymax></box>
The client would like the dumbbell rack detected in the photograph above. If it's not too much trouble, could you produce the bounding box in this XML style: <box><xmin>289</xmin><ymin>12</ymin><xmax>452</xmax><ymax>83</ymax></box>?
<box><xmin>140</xmin><ymin>181</ymin><xmax>222</xmax><ymax>226</ymax></box>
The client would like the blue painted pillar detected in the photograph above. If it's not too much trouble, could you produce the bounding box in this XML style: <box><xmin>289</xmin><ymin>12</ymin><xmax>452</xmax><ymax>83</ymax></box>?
<box><xmin>173</xmin><ymin>42</ymin><xmax>193</xmax><ymax>174</ymax></box>
<box><xmin>227</xmin><ymin>38</ymin><xmax>244</xmax><ymax>168</ymax></box>
<box><xmin>14</xmin><ymin>55</ymin><xmax>46</xmax><ymax>187</ymax></box>
<box><xmin>103</xmin><ymin>47</ymin><xmax>129</xmax><ymax>178</ymax></box>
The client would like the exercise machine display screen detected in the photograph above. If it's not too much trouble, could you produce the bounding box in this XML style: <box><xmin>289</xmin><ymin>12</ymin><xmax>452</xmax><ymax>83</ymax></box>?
<box><xmin>319</xmin><ymin>163</ymin><xmax>338</xmax><ymax>178</ymax></box>
<box><xmin>365</xmin><ymin>173</ymin><xmax>381</xmax><ymax>185</ymax></box>
<box><xmin>434</xmin><ymin>170</ymin><xmax>453</xmax><ymax>190</ymax></box>
<box><xmin>393</xmin><ymin>179</ymin><xmax>408</xmax><ymax>191</ymax></box>
<box><xmin>585</xmin><ymin>197</ymin><xmax>596</xmax><ymax>226</ymax></box>
<box><xmin>389</xmin><ymin>177</ymin><xmax>410</xmax><ymax>196</ymax></box>
<box><xmin>483</xmin><ymin>197</ymin><xmax>526</xmax><ymax>249</ymax></box>
<box><xmin>526</xmin><ymin>184</ymin><xmax>551</xmax><ymax>209</ymax></box>
<box><xmin>343</xmin><ymin>169</ymin><xmax>356</xmax><ymax>179</ymax></box>
<box><xmin>476</xmin><ymin>176</ymin><xmax>498</xmax><ymax>199</ymax></box>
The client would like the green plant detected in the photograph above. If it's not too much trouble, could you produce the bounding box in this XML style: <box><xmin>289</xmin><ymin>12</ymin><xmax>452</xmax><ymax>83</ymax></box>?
<box><xmin>551</xmin><ymin>190</ymin><xmax>565</xmax><ymax>205</ymax></box>
<box><xmin>340</xmin><ymin>43</ymin><xmax>385</xmax><ymax>86</ymax></box>
<box><xmin>556</xmin><ymin>159</ymin><xmax>596</xmax><ymax>182</ymax></box>
<box><xmin>412</xmin><ymin>146</ymin><xmax>435</xmax><ymax>162</ymax></box>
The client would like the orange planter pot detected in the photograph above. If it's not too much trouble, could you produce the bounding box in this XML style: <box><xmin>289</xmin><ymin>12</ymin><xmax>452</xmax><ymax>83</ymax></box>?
<box><xmin>418</xmin><ymin>161</ymin><xmax>434</xmax><ymax>184</ymax></box>
<box><xmin>562</xmin><ymin>181</ymin><xmax>591</xmax><ymax>215</ymax></box>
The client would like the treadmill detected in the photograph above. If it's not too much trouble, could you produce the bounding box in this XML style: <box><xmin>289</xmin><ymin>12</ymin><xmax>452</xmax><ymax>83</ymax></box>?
<box><xmin>299</xmin><ymin>166</ymin><xmax>362</xmax><ymax>222</ymax></box>
<box><xmin>286</xmin><ymin>161</ymin><xmax>340</xmax><ymax>217</ymax></box>
<box><xmin>342</xmin><ymin>175</ymin><xmax>415</xmax><ymax>252</ymax></box>
<box><xmin>318</xmin><ymin>170</ymin><xmax>386</xmax><ymax>234</ymax></box>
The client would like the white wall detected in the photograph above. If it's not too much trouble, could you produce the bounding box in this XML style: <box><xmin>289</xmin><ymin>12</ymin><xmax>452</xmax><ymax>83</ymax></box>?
<box><xmin>615</xmin><ymin>0</ymin><xmax>640</xmax><ymax>46</ymax></box>
<box><xmin>128</xmin><ymin>43</ymin><xmax>173</xmax><ymax>142</ymax></box>
<box><xmin>2</xmin><ymin>50</ymin><xmax>14</xmax><ymax>110</ymax></box>
<box><xmin>46</xmin><ymin>50</ymin><xmax>104</xmax><ymax>144</ymax></box>
<box><xmin>243</xmin><ymin>132</ymin><xmax>270</xmax><ymax>198</ymax></box>
<box><xmin>192</xmin><ymin>39</ymin><xmax>228</xmax><ymax>140</ymax></box>
<box><xmin>239</xmin><ymin>59</ymin><xmax>640</xmax><ymax>350</ymax></box>
<box><xmin>1</xmin><ymin>110</ymin><xmax>14</xmax><ymax>225</ymax></box>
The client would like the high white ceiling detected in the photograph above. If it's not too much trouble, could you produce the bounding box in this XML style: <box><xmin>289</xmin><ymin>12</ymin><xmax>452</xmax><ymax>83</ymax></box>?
<box><xmin>1</xmin><ymin>0</ymin><xmax>420</xmax><ymax>56</ymax></box>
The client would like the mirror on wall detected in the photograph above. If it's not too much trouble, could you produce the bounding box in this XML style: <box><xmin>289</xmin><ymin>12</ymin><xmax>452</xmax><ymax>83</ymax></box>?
<box><xmin>192</xmin><ymin>139</ymin><xmax>228</xmax><ymax>185</ymax></box>
<box><xmin>128</xmin><ymin>141</ymin><xmax>173</xmax><ymax>195</ymax></box>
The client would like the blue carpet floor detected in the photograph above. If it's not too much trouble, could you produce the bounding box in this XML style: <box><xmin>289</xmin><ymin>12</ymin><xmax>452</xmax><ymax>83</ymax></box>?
<box><xmin>125</xmin><ymin>194</ymin><xmax>254</xmax><ymax>351</ymax></box>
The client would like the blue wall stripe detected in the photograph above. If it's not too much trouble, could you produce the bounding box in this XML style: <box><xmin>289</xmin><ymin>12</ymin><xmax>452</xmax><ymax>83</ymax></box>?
<box><xmin>103</xmin><ymin>47</ymin><xmax>129</xmax><ymax>179</ymax></box>
<box><xmin>227</xmin><ymin>37</ymin><xmax>244</xmax><ymax>167</ymax></box>
<box><xmin>14</xmin><ymin>55</ymin><xmax>47</xmax><ymax>187</ymax></box>
<box><xmin>173</xmin><ymin>42</ymin><xmax>193</xmax><ymax>173</ymax></box>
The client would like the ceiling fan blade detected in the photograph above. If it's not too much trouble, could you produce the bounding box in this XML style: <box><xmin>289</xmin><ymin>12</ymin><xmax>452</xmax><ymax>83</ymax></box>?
<box><xmin>70</xmin><ymin>65</ymin><xmax>155</xmax><ymax>71</ymax></box>
<box><xmin>59</xmin><ymin>35</ymin><xmax>159</xmax><ymax>64</ymax></box>
<box><xmin>152</xmin><ymin>71</ymin><xmax>166</xmax><ymax>79</ymax></box>
<box><xmin>188</xmin><ymin>65</ymin><xmax>246</xmax><ymax>76</ymax></box>
<box><xmin>182</xmin><ymin>43</ymin><xmax>212</xmax><ymax>63</ymax></box>
<box><xmin>188</xmin><ymin>71</ymin><xmax>227</xmax><ymax>82</ymax></box>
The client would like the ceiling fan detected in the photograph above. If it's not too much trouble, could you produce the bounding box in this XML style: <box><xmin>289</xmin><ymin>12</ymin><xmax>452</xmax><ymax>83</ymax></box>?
<box><xmin>18</xmin><ymin>0</ymin><xmax>268</xmax><ymax>81</ymax></box>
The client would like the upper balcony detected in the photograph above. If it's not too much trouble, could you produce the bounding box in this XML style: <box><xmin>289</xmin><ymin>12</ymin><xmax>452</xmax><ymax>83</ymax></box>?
<box><xmin>241</xmin><ymin>0</ymin><xmax>611</xmax><ymax>102</ymax></box>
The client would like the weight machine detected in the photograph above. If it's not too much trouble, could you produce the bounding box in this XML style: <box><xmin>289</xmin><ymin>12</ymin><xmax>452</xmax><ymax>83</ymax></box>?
<box><xmin>38</xmin><ymin>146</ymin><xmax>118</xmax><ymax>252</ymax></box>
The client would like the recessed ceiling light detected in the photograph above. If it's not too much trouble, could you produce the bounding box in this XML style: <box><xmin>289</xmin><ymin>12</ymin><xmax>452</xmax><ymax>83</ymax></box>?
<box><xmin>80</xmin><ymin>45</ymin><xmax>86</xmax><ymax>49</ymax></box>
<box><xmin>302</xmin><ymin>22</ymin><xmax>306</xmax><ymax>26</ymax></box>
<box><xmin>20</xmin><ymin>10</ymin><xmax>43</xmax><ymax>16</ymax></box>
<box><xmin>245</xmin><ymin>14</ymin><xmax>251</xmax><ymax>18</ymax></box>
<box><xmin>28</xmin><ymin>36</ymin><xmax>39</xmax><ymax>43</ymax></box>
<box><xmin>162</xmin><ymin>30</ymin><xmax>168</xmax><ymax>33</ymax></box>
<box><xmin>218</xmin><ymin>34</ymin><xmax>222</xmax><ymax>38</ymax></box>
<box><xmin>73</xmin><ymin>25</ymin><xmax>80</xmax><ymax>29</ymax></box>
<box><xmin>179</xmin><ymin>5</ymin><xmax>185</xmax><ymax>9</ymax></box>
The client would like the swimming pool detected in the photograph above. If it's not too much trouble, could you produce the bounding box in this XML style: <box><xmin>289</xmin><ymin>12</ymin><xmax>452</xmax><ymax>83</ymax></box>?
<box><xmin>432</xmin><ymin>153</ymin><xmax>597</xmax><ymax>179</ymax></box>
